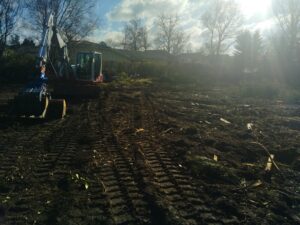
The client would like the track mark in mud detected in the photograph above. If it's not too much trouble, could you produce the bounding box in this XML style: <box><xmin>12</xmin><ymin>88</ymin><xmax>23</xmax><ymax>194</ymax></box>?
<box><xmin>138</xmin><ymin>94</ymin><xmax>203</xmax><ymax>224</ymax></box>
<box><xmin>0</xmin><ymin>121</ymin><xmax>66</xmax><ymax>225</ymax></box>
<box><xmin>1</xmin><ymin>84</ymin><xmax>299</xmax><ymax>225</ymax></box>
<box><xmin>35</xmin><ymin>103</ymin><xmax>111</xmax><ymax>225</ymax></box>
<box><xmin>88</xmin><ymin>99</ymin><xmax>152</xmax><ymax>225</ymax></box>
<box><xmin>104</xmin><ymin>89</ymin><xmax>222</xmax><ymax>225</ymax></box>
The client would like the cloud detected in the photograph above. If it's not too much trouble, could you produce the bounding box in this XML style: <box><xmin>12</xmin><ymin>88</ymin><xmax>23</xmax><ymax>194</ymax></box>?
<box><xmin>88</xmin><ymin>0</ymin><xmax>277</xmax><ymax>52</ymax></box>
<box><xmin>251</xmin><ymin>18</ymin><xmax>277</xmax><ymax>37</ymax></box>
<box><xmin>104</xmin><ymin>0</ymin><xmax>206</xmax><ymax>50</ymax></box>
<box><xmin>88</xmin><ymin>28</ymin><xmax>123</xmax><ymax>45</ymax></box>
<box><xmin>107</xmin><ymin>0</ymin><xmax>191</xmax><ymax>21</ymax></box>
<box><xmin>185</xmin><ymin>25</ymin><xmax>205</xmax><ymax>50</ymax></box>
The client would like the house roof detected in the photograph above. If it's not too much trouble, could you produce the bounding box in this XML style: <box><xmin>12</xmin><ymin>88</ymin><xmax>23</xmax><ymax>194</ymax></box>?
<box><xmin>68</xmin><ymin>40</ymin><xmax>172</xmax><ymax>62</ymax></box>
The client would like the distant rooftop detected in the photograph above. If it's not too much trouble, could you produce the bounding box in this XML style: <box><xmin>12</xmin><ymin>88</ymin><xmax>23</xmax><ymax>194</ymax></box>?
<box><xmin>69</xmin><ymin>40</ymin><xmax>172</xmax><ymax>63</ymax></box>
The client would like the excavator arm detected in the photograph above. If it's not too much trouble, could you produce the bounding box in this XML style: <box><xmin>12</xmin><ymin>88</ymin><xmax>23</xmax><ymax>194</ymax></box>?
<box><xmin>38</xmin><ymin>13</ymin><xmax>69</xmax><ymax>79</ymax></box>
<box><xmin>11</xmin><ymin>14</ymin><xmax>67</xmax><ymax>119</ymax></box>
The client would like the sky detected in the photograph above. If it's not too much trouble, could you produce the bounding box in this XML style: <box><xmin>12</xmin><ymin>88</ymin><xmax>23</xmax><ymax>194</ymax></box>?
<box><xmin>88</xmin><ymin>0</ymin><xmax>275</xmax><ymax>50</ymax></box>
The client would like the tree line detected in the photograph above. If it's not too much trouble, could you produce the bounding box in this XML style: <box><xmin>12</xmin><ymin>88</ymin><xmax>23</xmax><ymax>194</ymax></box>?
<box><xmin>0</xmin><ymin>0</ymin><xmax>98</xmax><ymax>58</ymax></box>
<box><xmin>0</xmin><ymin>0</ymin><xmax>300</xmax><ymax>72</ymax></box>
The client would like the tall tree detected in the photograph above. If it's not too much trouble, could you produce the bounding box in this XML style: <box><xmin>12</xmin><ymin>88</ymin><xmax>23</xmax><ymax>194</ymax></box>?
<box><xmin>272</xmin><ymin>0</ymin><xmax>300</xmax><ymax>59</ymax></box>
<box><xmin>235</xmin><ymin>30</ymin><xmax>252</xmax><ymax>71</ymax></box>
<box><xmin>123</xmin><ymin>19</ymin><xmax>148</xmax><ymax>51</ymax></box>
<box><xmin>252</xmin><ymin>30</ymin><xmax>264</xmax><ymax>67</ymax></box>
<box><xmin>201</xmin><ymin>0</ymin><xmax>243</xmax><ymax>56</ymax></box>
<box><xmin>155</xmin><ymin>14</ymin><xmax>189</xmax><ymax>55</ymax></box>
<box><xmin>0</xmin><ymin>0</ymin><xmax>21</xmax><ymax>57</ymax></box>
<box><xmin>26</xmin><ymin>0</ymin><xmax>98</xmax><ymax>41</ymax></box>
<box><xmin>141</xmin><ymin>27</ymin><xmax>150</xmax><ymax>51</ymax></box>
<box><xmin>235</xmin><ymin>30</ymin><xmax>263</xmax><ymax>72</ymax></box>
<box><xmin>10</xmin><ymin>34</ymin><xmax>21</xmax><ymax>46</ymax></box>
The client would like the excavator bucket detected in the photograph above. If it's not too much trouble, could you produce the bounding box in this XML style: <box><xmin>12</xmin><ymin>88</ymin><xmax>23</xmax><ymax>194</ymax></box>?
<box><xmin>12</xmin><ymin>89</ymin><xmax>49</xmax><ymax>118</ymax></box>
<box><xmin>11</xmin><ymin>96</ymin><xmax>66</xmax><ymax>120</ymax></box>
<box><xmin>10</xmin><ymin>78</ymin><xmax>67</xmax><ymax>120</ymax></box>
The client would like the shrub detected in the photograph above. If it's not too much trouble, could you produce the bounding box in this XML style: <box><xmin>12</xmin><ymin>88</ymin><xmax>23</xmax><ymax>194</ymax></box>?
<box><xmin>0</xmin><ymin>49</ymin><xmax>35</xmax><ymax>83</ymax></box>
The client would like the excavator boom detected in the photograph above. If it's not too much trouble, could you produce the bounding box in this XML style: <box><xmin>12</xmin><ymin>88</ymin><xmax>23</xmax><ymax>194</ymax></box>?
<box><xmin>11</xmin><ymin>13</ymin><xmax>67</xmax><ymax>119</ymax></box>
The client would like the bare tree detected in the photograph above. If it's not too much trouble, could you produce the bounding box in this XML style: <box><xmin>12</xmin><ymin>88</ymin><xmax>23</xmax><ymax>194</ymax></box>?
<box><xmin>26</xmin><ymin>0</ymin><xmax>98</xmax><ymax>41</ymax></box>
<box><xmin>155</xmin><ymin>14</ymin><xmax>189</xmax><ymax>55</ymax></box>
<box><xmin>10</xmin><ymin>34</ymin><xmax>21</xmax><ymax>46</ymax></box>
<box><xmin>123</xmin><ymin>19</ymin><xmax>148</xmax><ymax>51</ymax></box>
<box><xmin>141</xmin><ymin>27</ymin><xmax>150</xmax><ymax>51</ymax></box>
<box><xmin>272</xmin><ymin>0</ymin><xmax>300</xmax><ymax>57</ymax></box>
<box><xmin>201</xmin><ymin>0</ymin><xmax>243</xmax><ymax>56</ymax></box>
<box><xmin>172</xmin><ymin>31</ymin><xmax>189</xmax><ymax>55</ymax></box>
<box><xmin>0</xmin><ymin>0</ymin><xmax>21</xmax><ymax>57</ymax></box>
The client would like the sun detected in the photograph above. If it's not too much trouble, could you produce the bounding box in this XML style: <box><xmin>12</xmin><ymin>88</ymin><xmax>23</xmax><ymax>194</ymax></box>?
<box><xmin>238</xmin><ymin>0</ymin><xmax>271</xmax><ymax>17</ymax></box>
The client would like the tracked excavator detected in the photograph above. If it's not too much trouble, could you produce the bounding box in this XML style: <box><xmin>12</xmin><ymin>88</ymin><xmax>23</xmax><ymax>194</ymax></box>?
<box><xmin>11</xmin><ymin>14</ymin><xmax>103</xmax><ymax>119</ymax></box>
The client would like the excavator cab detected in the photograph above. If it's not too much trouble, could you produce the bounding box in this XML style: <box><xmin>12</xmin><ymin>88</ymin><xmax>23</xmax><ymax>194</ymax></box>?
<box><xmin>75</xmin><ymin>52</ymin><xmax>102</xmax><ymax>82</ymax></box>
<box><xmin>52</xmin><ymin>51</ymin><xmax>103</xmax><ymax>98</ymax></box>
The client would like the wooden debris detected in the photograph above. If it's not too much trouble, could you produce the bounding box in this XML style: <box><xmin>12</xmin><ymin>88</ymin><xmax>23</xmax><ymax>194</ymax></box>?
<box><xmin>247</xmin><ymin>123</ymin><xmax>253</xmax><ymax>130</ymax></box>
<box><xmin>220</xmin><ymin>118</ymin><xmax>231</xmax><ymax>124</ymax></box>
<box><xmin>252</xmin><ymin>180</ymin><xmax>263</xmax><ymax>187</ymax></box>
<box><xmin>213</xmin><ymin>154</ymin><xmax>218</xmax><ymax>162</ymax></box>
<box><xmin>251</xmin><ymin>142</ymin><xmax>280</xmax><ymax>171</ymax></box>
<box><xmin>265</xmin><ymin>154</ymin><xmax>274</xmax><ymax>171</ymax></box>
<box><xmin>136</xmin><ymin>128</ymin><xmax>145</xmax><ymax>133</ymax></box>
<box><xmin>161</xmin><ymin>128</ymin><xmax>173</xmax><ymax>135</ymax></box>
<box><xmin>84</xmin><ymin>182</ymin><xmax>89</xmax><ymax>190</ymax></box>
<box><xmin>242</xmin><ymin>163</ymin><xmax>256</xmax><ymax>167</ymax></box>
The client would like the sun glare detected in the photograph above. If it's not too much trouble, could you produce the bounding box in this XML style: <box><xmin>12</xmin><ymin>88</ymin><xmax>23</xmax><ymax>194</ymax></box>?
<box><xmin>238</xmin><ymin>0</ymin><xmax>271</xmax><ymax>17</ymax></box>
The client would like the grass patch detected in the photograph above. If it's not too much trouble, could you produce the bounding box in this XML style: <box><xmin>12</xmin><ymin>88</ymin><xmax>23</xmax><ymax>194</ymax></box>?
<box><xmin>112</xmin><ymin>72</ymin><xmax>153</xmax><ymax>87</ymax></box>
<box><xmin>186</xmin><ymin>155</ymin><xmax>240</xmax><ymax>185</ymax></box>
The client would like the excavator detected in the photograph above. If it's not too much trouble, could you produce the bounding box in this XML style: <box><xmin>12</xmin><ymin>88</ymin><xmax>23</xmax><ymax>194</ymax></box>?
<box><xmin>10</xmin><ymin>14</ymin><xmax>103</xmax><ymax>119</ymax></box>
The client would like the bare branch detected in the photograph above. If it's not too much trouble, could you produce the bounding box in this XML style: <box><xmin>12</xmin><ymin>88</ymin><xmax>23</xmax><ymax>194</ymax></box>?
<box><xmin>122</xmin><ymin>18</ymin><xmax>148</xmax><ymax>51</ymax></box>
<box><xmin>155</xmin><ymin>13</ymin><xmax>189</xmax><ymax>55</ymax></box>
<box><xmin>0</xmin><ymin>0</ymin><xmax>21</xmax><ymax>57</ymax></box>
<box><xmin>272</xmin><ymin>0</ymin><xmax>300</xmax><ymax>52</ymax></box>
<box><xmin>25</xmin><ymin>0</ymin><xmax>98</xmax><ymax>41</ymax></box>
<box><xmin>201</xmin><ymin>0</ymin><xmax>243</xmax><ymax>56</ymax></box>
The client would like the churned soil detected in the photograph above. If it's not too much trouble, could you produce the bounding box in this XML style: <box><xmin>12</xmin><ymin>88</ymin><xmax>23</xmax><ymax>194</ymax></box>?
<box><xmin>0</xmin><ymin>80</ymin><xmax>299</xmax><ymax>225</ymax></box>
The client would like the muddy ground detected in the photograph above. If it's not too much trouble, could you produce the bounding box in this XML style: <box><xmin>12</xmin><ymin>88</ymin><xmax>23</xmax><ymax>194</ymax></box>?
<box><xmin>0</xmin><ymin>79</ymin><xmax>299</xmax><ymax>225</ymax></box>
